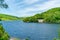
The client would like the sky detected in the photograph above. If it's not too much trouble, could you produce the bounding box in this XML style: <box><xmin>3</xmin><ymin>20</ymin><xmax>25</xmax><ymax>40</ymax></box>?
<box><xmin>0</xmin><ymin>0</ymin><xmax>60</xmax><ymax>17</ymax></box>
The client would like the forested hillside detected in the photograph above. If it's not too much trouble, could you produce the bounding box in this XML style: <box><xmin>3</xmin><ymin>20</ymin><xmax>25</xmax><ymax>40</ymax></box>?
<box><xmin>23</xmin><ymin>7</ymin><xmax>60</xmax><ymax>23</ymax></box>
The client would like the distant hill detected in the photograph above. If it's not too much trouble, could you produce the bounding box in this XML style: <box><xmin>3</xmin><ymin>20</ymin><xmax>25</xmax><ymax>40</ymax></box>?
<box><xmin>23</xmin><ymin>7</ymin><xmax>60</xmax><ymax>23</ymax></box>
<box><xmin>0</xmin><ymin>14</ymin><xmax>22</xmax><ymax>20</ymax></box>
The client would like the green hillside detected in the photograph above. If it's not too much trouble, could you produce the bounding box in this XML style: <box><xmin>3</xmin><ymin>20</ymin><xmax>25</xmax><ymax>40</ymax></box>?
<box><xmin>0</xmin><ymin>14</ymin><xmax>23</xmax><ymax>20</ymax></box>
<box><xmin>23</xmin><ymin>7</ymin><xmax>60</xmax><ymax>23</ymax></box>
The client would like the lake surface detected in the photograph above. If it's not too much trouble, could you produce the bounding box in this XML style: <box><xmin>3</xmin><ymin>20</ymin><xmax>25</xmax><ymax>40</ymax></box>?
<box><xmin>1</xmin><ymin>21</ymin><xmax>60</xmax><ymax>40</ymax></box>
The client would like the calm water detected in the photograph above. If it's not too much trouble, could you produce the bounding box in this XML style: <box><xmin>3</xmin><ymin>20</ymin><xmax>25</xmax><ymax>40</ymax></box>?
<box><xmin>1</xmin><ymin>21</ymin><xmax>60</xmax><ymax>40</ymax></box>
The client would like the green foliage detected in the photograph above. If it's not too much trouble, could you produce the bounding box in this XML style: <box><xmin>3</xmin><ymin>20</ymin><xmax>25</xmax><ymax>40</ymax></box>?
<box><xmin>0</xmin><ymin>24</ymin><xmax>9</xmax><ymax>40</ymax></box>
<box><xmin>25</xmin><ymin>37</ymin><xmax>29</xmax><ymax>40</ymax></box>
<box><xmin>23</xmin><ymin>7</ymin><xmax>60</xmax><ymax>23</ymax></box>
<box><xmin>23</xmin><ymin>17</ymin><xmax>38</xmax><ymax>22</ymax></box>
<box><xmin>43</xmin><ymin>7</ymin><xmax>60</xmax><ymax>23</ymax></box>
<box><xmin>25</xmin><ymin>38</ymin><xmax>29</xmax><ymax>40</ymax></box>
<box><xmin>23</xmin><ymin>13</ymin><xmax>44</xmax><ymax>22</ymax></box>
<box><xmin>54</xmin><ymin>38</ymin><xmax>56</xmax><ymax>40</ymax></box>
<box><xmin>34</xmin><ymin>14</ymin><xmax>43</xmax><ymax>19</ymax></box>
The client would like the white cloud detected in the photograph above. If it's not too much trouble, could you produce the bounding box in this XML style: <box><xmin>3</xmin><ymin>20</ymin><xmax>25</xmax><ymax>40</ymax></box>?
<box><xmin>13</xmin><ymin>0</ymin><xmax>60</xmax><ymax>17</ymax></box>
<box><xmin>33</xmin><ymin>0</ymin><xmax>60</xmax><ymax>11</ymax></box>
<box><xmin>1</xmin><ymin>0</ymin><xmax>60</xmax><ymax>17</ymax></box>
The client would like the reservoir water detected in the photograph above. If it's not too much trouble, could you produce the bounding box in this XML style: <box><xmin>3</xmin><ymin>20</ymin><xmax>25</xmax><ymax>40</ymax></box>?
<box><xmin>1</xmin><ymin>21</ymin><xmax>60</xmax><ymax>40</ymax></box>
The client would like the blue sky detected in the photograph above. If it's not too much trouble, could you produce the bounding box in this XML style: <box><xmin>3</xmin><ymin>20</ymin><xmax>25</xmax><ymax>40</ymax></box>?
<box><xmin>0</xmin><ymin>0</ymin><xmax>60</xmax><ymax>17</ymax></box>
